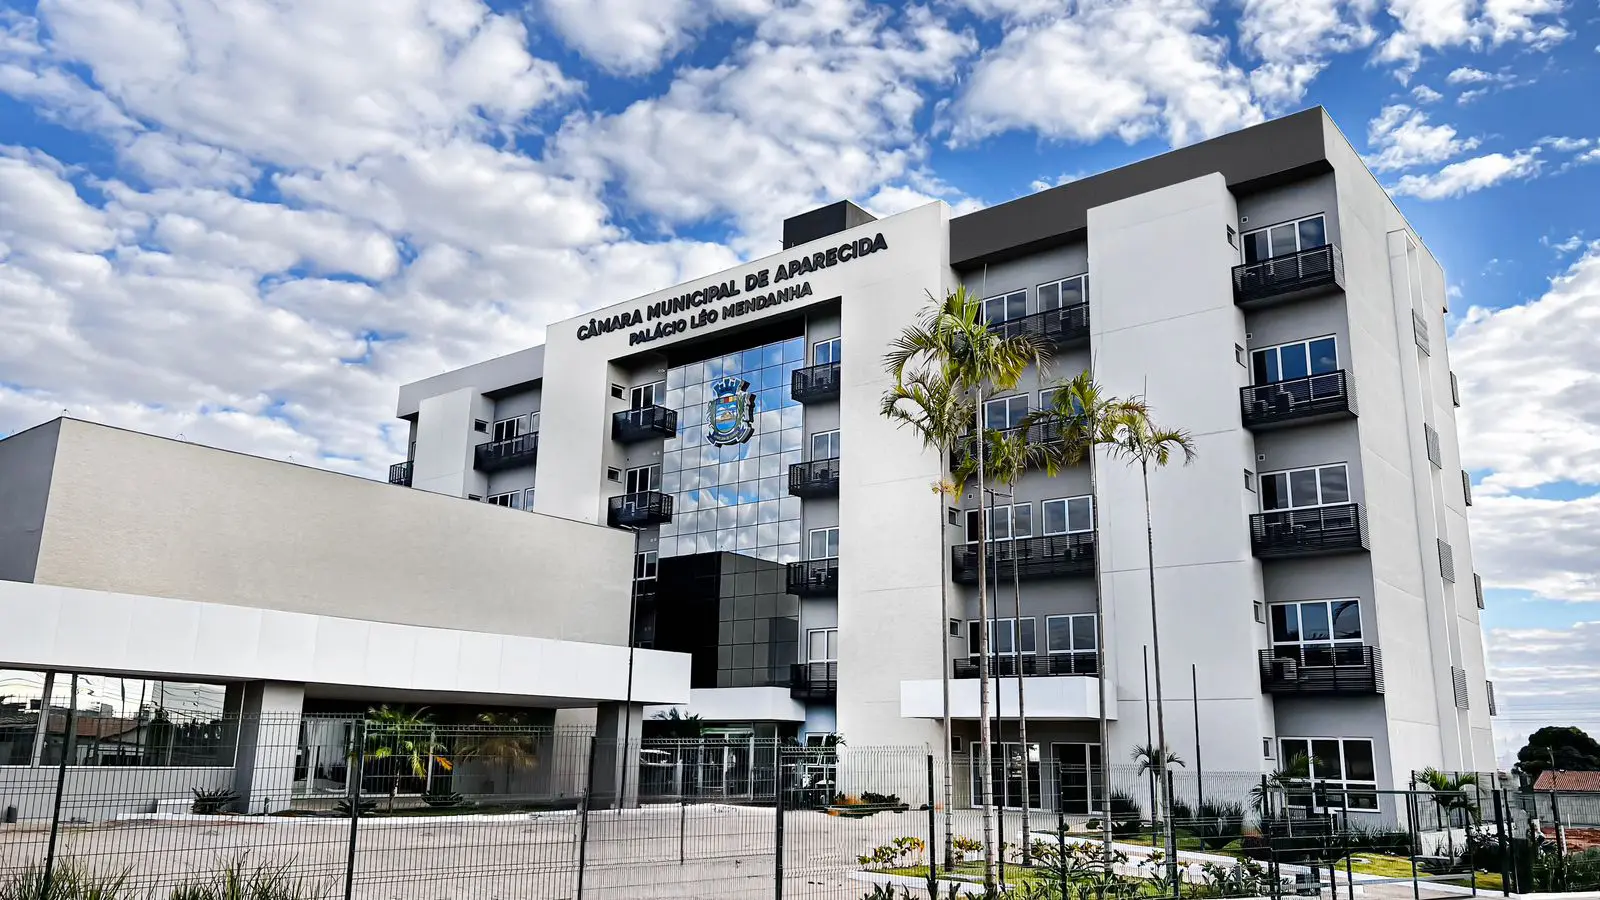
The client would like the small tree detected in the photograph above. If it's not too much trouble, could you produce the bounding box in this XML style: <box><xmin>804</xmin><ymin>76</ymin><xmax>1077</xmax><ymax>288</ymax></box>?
<box><xmin>1517</xmin><ymin>726</ymin><xmax>1600</xmax><ymax>780</ymax></box>
<box><xmin>1419</xmin><ymin>767</ymin><xmax>1480</xmax><ymax>859</ymax></box>
<box><xmin>364</xmin><ymin>706</ymin><xmax>452</xmax><ymax>811</ymax></box>
<box><xmin>457</xmin><ymin>712</ymin><xmax>541</xmax><ymax>798</ymax></box>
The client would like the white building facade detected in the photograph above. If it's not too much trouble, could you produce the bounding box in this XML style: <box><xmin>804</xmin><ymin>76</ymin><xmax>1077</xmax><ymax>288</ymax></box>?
<box><xmin>391</xmin><ymin>108</ymin><xmax>1496</xmax><ymax>811</ymax></box>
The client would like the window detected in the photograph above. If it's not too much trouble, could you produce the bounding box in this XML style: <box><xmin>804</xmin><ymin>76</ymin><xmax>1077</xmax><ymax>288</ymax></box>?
<box><xmin>949</xmin><ymin>618</ymin><xmax>961</xmax><ymax>637</ymax></box>
<box><xmin>807</xmin><ymin>628</ymin><xmax>838</xmax><ymax>663</ymax></box>
<box><xmin>951</xmin><ymin>735</ymin><xmax>964</xmax><ymax>753</ymax></box>
<box><xmin>1254</xmin><ymin>602</ymin><xmax>1266</xmax><ymax>624</ymax></box>
<box><xmin>629</xmin><ymin>381</ymin><xmax>664</xmax><ymax>410</ymax></box>
<box><xmin>485</xmin><ymin>492</ymin><xmax>520</xmax><ymax>509</ymax></box>
<box><xmin>1251</xmin><ymin>336</ymin><xmax>1338</xmax><ymax>385</ymax></box>
<box><xmin>967</xmin><ymin>618</ymin><xmax>1036</xmax><ymax>658</ymax></box>
<box><xmin>492</xmin><ymin>413</ymin><xmax>538</xmax><ymax>442</ymax></box>
<box><xmin>1054</xmin><ymin>743</ymin><xmax>1105</xmax><ymax>815</ymax></box>
<box><xmin>634</xmin><ymin>550</ymin><xmax>658</xmax><ymax>581</ymax></box>
<box><xmin>811</xmin><ymin>429</ymin><xmax>841</xmax><ymax>460</ymax></box>
<box><xmin>1270</xmin><ymin>599</ymin><xmax>1363</xmax><ymax>666</ymax></box>
<box><xmin>1278</xmin><ymin>737</ymin><xmax>1378</xmax><ymax>811</ymax></box>
<box><xmin>522</xmin><ymin>488</ymin><xmax>536</xmax><ymax>510</ymax></box>
<box><xmin>981</xmin><ymin>289</ymin><xmax>1027</xmax><ymax>324</ymax></box>
<box><xmin>1041</xmin><ymin>495</ymin><xmax>1095</xmax><ymax>535</ymax></box>
<box><xmin>1243</xmin><ymin>214</ymin><xmax>1327</xmax><ymax>263</ymax></box>
<box><xmin>984</xmin><ymin>395</ymin><xmax>1029</xmax><ymax>431</ymax></box>
<box><xmin>474</xmin><ymin>420</ymin><xmax>488</xmax><ymax>433</ymax></box>
<box><xmin>625</xmin><ymin>464</ymin><xmax>660</xmax><ymax>494</ymax></box>
<box><xmin>808</xmin><ymin>527</ymin><xmax>839</xmax><ymax>560</ymax></box>
<box><xmin>964</xmin><ymin>503</ymin><xmax>1033</xmax><ymax>542</ymax></box>
<box><xmin>1227</xmin><ymin>226</ymin><xmax>1238</xmax><ymax>248</ymax></box>
<box><xmin>1264</xmin><ymin>739</ymin><xmax>1273</xmax><ymax>758</ymax></box>
<box><xmin>1038</xmin><ymin>274</ymin><xmax>1088</xmax><ymax>311</ymax></box>
<box><xmin>1244</xmin><ymin>469</ymin><xmax>1256</xmax><ymax>492</ymax></box>
<box><xmin>1260</xmin><ymin>464</ymin><xmax>1349</xmax><ymax>511</ymax></box>
<box><xmin>2</xmin><ymin>670</ymin><xmax>236</xmax><ymax>768</ymax></box>
<box><xmin>813</xmin><ymin>337</ymin><xmax>841</xmax><ymax>365</ymax></box>
<box><xmin>611</xmin><ymin>384</ymin><xmax>625</xmax><ymax>399</ymax></box>
<box><xmin>606</xmin><ymin>467</ymin><xmax>622</xmax><ymax>483</ymax></box>
<box><xmin>1235</xmin><ymin>344</ymin><xmax>1246</xmax><ymax>367</ymax></box>
<box><xmin>1045</xmin><ymin>615</ymin><xmax>1097</xmax><ymax>673</ymax></box>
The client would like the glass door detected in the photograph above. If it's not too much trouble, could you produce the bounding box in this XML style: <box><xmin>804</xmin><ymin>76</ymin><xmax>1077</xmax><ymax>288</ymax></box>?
<box><xmin>1053</xmin><ymin>743</ymin><xmax>1104</xmax><ymax>814</ymax></box>
<box><xmin>970</xmin><ymin>742</ymin><xmax>1042</xmax><ymax>809</ymax></box>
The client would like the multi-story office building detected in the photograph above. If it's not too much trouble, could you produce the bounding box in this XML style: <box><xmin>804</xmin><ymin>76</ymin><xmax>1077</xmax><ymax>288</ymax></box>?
<box><xmin>393</xmin><ymin>107</ymin><xmax>1495</xmax><ymax>810</ymax></box>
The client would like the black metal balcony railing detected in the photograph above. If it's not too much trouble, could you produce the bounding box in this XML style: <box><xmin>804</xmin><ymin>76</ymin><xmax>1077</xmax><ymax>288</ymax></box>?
<box><xmin>788</xmin><ymin>458</ymin><xmax>840</xmax><ymax>497</ymax></box>
<box><xmin>474</xmin><ymin>432</ymin><xmax>539</xmax><ymax>472</ymax></box>
<box><xmin>1258</xmin><ymin>646</ymin><xmax>1384</xmax><ymax>696</ymax></box>
<box><xmin>951</xmin><ymin>533</ymin><xmax>1096</xmax><ymax>584</ymax></box>
<box><xmin>1233</xmin><ymin>244</ymin><xmax>1344</xmax><ymax>306</ymax></box>
<box><xmin>388</xmin><ymin>460</ymin><xmax>413</xmax><ymax>486</ymax></box>
<box><xmin>607</xmin><ymin>491</ymin><xmax>674</xmax><ymax>528</ymax></box>
<box><xmin>1249</xmin><ymin>503</ymin><xmax>1369</xmax><ymax>558</ymax></box>
<box><xmin>790</xmin><ymin>662</ymin><xmax>838</xmax><ymax>702</ymax></box>
<box><xmin>787</xmin><ymin>559</ymin><xmax>839</xmax><ymax>597</ymax></box>
<box><xmin>792</xmin><ymin>361</ymin><xmax>841</xmax><ymax>403</ymax></box>
<box><xmin>612</xmin><ymin>405</ymin><xmax>678</xmax><ymax>443</ymax></box>
<box><xmin>953</xmin><ymin>651</ymin><xmax>1099</xmax><ymax>679</ymax></box>
<box><xmin>988</xmin><ymin>302</ymin><xmax>1090</xmax><ymax>347</ymax></box>
<box><xmin>1240</xmin><ymin>371</ymin><xmax>1357</xmax><ymax>431</ymax></box>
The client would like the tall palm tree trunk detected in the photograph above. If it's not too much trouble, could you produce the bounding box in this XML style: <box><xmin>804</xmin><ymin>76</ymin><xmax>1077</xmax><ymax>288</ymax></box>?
<box><xmin>1142</xmin><ymin>462</ymin><xmax>1179</xmax><ymax>891</ymax></box>
<box><xmin>973</xmin><ymin>393</ymin><xmax>998</xmax><ymax>890</ymax></box>
<box><xmin>936</xmin><ymin>474</ymin><xmax>956</xmax><ymax>871</ymax></box>
<box><xmin>1010</xmin><ymin>512</ymin><xmax>1032</xmax><ymax>863</ymax></box>
<box><xmin>1089</xmin><ymin>447</ymin><xmax>1113</xmax><ymax>865</ymax></box>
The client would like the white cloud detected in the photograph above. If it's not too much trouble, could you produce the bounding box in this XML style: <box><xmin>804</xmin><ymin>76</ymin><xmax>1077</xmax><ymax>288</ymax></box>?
<box><xmin>537</xmin><ymin>0</ymin><xmax>772</xmax><ymax>75</ymax></box>
<box><xmin>554</xmin><ymin>1</ymin><xmax>976</xmax><ymax>248</ymax></box>
<box><xmin>1410</xmin><ymin>84</ymin><xmax>1443</xmax><ymax>102</ymax></box>
<box><xmin>1376</xmin><ymin>0</ymin><xmax>1568</xmax><ymax>76</ymax></box>
<box><xmin>1446</xmin><ymin>66</ymin><xmax>1498</xmax><ymax>84</ymax></box>
<box><xmin>948</xmin><ymin>0</ymin><xmax>1263</xmax><ymax>148</ymax></box>
<box><xmin>1389</xmin><ymin>148</ymin><xmax>1542</xmax><ymax>199</ymax></box>
<box><xmin>1364</xmin><ymin>104</ymin><xmax>1479</xmax><ymax>171</ymax></box>
<box><xmin>1236</xmin><ymin>0</ymin><xmax>1378</xmax><ymax>107</ymax></box>
<box><xmin>1538</xmin><ymin>136</ymin><xmax>1593</xmax><ymax>153</ymax></box>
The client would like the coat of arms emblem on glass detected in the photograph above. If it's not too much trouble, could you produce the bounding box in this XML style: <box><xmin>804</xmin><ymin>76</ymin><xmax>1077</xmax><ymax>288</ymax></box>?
<box><xmin>705</xmin><ymin>375</ymin><xmax>757</xmax><ymax>446</ymax></box>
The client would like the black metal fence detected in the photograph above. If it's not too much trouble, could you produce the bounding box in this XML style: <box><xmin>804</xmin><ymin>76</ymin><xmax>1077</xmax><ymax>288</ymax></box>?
<box><xmin>3</xmin><ymin>717</ymin><xmax>1580</xmax><ymax>899</ymax></box>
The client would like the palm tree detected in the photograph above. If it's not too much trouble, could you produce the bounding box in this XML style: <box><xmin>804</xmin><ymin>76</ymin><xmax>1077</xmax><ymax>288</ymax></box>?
<box><xmin>971</xmin><ymin>427</ymin><xmax>1047</xmax><ymax>862</ymax></box>
<box><xmin>1030</xmin><ymin>371</ymin><xmax>1149</xmax><ymax>863</ymax></box>
<box><xmin>886</xmin><ymin>286</ymin><xmax>1050</xmax><ymax>891</ymax></box>
<box><xmin>1419</xmin><ymin>767</ymin><xmax>1480</xmax><ymax>859</ymax></box>
<box><xmin>1133</xmin><ymin>743</ymin><xmax>1187</xmax><ymax>831</ymax></box>
<box><xmin>364</xmin><ymin>706</ymin><xmax>453</xmax><ymax>811</ymax></box>
<box><xmin>457</xmin><ymin>712</ymin><xmax>542</xmax><ymax>797</ymax></box>
<box><xmin>881</xmin><ymin>365</ymin><xmax>974</xmax><ymax>871</ymax></box>
<box><xmin>1251</xmin><ymin>751</ymin><xmax>1312</xmax><ymax>815</ymax></box>
<box><xmin>1105</xmin><ymin>403</ymin><xmax>1196</xmax><ymax>889</ymax></box>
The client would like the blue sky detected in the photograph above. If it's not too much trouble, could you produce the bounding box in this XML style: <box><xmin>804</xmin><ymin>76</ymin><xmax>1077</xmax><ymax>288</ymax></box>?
<box><xmin>1</xmin><ymin>0</ymin><xmax>1598</xmax><ymax>763</ymax></box>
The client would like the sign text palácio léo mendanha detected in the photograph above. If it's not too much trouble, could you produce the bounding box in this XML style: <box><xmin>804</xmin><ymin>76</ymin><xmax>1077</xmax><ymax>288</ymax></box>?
<box><xmin>575</xmin><ymin>233</ymin><xmax>889</xmax><ymax>345</ymax></box>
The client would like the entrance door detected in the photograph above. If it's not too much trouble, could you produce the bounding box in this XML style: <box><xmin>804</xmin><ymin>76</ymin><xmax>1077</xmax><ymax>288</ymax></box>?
<box><xmin>1053</xmin><ymin>743</ymin><xmax>1104</xmax><ymax>815</ymax></box>
<box><xmin>970</xmin><ymin>742</ymin><xmax>1042</xmax><ymax>809</ymax></box>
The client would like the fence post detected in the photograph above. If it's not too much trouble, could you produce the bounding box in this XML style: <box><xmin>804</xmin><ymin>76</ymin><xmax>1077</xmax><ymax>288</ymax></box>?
<box><xmin>774</xmin><ymin>745</ymin><xmax>785</xmax><ymax>900</ymax></box>
<box><xmin>1056</xmin><ymin>786</ymin><xmax>1068</xmax><ymax>895</ymax></box>
<box><xmin>1492</xmin><ymin>788</ymin><xmax>1513</xmax><ymax>896</ymax></box>
<box><xmin>342</xmin><ymin>720</ymin><xmax>364</xmax><ymax>900</ymax></box>
<box><xmin>679</xmin><ymin>794</ymin><xmax>687</xmax><ymax>866</ymax></box>
<box><xmin>40</xmin><ymin>674</ymin><xmax>77</xmax><ymax>900</ymax></box>
<box><xmin>1406</xmin><ymin>778</ymin><xmax>1421</xmax><ymax>900</ymax></box>
<box><xmin>927</xmin><ymin>754</ymin><xmax>939</xmax><ymax>898</ymax></box>
<box><xmin>577</xmin><ymin>735</ymin><xmax>597</xmax><ymax>900</ymax></box>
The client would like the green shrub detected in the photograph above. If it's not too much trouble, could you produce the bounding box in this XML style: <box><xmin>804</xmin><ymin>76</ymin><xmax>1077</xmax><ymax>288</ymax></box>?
<box><xmin>1194</xmin><ymin>801</ymin><xmax>1246</xmax><ymax>850</ymax></box>
<box><xmin>1108</xmin><ymin>789</ymin><xmax>1143</xmax><ymax>837</ymax></box>
<box><xmin>166</xmin><ymin>856</ymin><xmax>331</xmax><ymax>900</ymax></box>
<box><xmin>860</xmin><ymin>792</ymin><xmax>903</xmax><ymax>807</ymax></box>
<box><xmin>333</xmin><ymin>798</ymin><xmax>376</xmax><ymax>818</ymax></box>
<box><xmin>0</xmin><ymin>862</ymin><xmax>132</xmax><ymax>900</ymax></box>
<box><xmin>1168</xmin><ymin>797</ymin><xmax>1195</xmax><ymax>825</ymax></box>
<box><xmin>190</xmin><ymin>788</ymin><xmax>239</xmax><ymax>815</ymax></box>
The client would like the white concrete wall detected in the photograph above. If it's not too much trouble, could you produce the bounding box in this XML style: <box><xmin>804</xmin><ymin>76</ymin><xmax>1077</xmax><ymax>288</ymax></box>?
<box><xmin>1087</xmin><ymin>173</ymin><xmax>1274</xmax><ymax>775</ymax></box>
<box><xmin>412</xmin><ymin>387</ymin><xmax>491</xmax><ymax>499</ymax></box>
<box><xmin>32</xmin><ymin>419</ymin><xmax>633</xmax><ymax>647</ymax></box>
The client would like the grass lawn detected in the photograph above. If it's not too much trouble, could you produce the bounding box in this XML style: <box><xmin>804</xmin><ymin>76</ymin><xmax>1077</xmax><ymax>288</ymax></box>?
<box><xmin>1342</xmin><ymin>854</ymin><xmax>1503</xmax><ymax>892</ymax></box>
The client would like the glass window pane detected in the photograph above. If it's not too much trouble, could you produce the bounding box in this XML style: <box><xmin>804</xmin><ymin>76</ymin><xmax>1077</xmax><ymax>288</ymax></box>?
<box><xmin>0</xmin><ymin>670</ymin><xmax>46</xmax><ymax>765</ymax></box>
<box><xmin>1019</xmin><ymin>619</ymin><xmax>1036</xmax><ymax>654</ymax></box>
<box><xmin>1281</xmin><ymin>739</ymin><xmax>1308</xmax><ymax>763</ymax></box>
<box><xmin>1271</xmin><ymin>604</ymin><xmax>1299</xmax><ymax>643</ymax></box>
<box><xmin>1300</xmin><ymin>603</ymin><xmax>1331</xmax><ymax>641</ymax></box>
<box><xmin>968</xmin><ymin>622</ymin><xmax>981</xmax><ymax>657</ymax></box>
<box><xmin>1270</xmin><ymin>224</ymin><xmax>1297</xmax><ymax>256</ymax></box>
<box><xmin>1309</xmin><ymin>338</ymin><xmax>1338</xmax><ymax>374</ymax></box>
<box><xmin>1344</xmin><ymin>740</ymin><xmax>1376</xmax><ymax>781</ymax></box>
<box><xmin>1067</xmin><ymin>497</ymin><xmax>1092</xmax><ymax>532</ymax></box>
<box><xmin>1288</xmin><ymin>469</ymin><xmax>1319</xmax><ymax>507</ymax></box>
<box><xmin>1038</xmin><ymin>282</ymin><xmax>1060</xmax><ymax>310</ymax></box>
<box><xmin>1048</xmin><ymin>617</ymin><xmax>1071</xmax><ymax>652</ymax></box>
<box><xmin>1041</xmin><ymin>500</ymin><xmax>1064</xmax><ymax>536</ymax></box>
<box><xmin>993</xmin><ymin>623</ymin><xmax>1015</xmax><ymax>655</ymax></box>
<box><xmin>1061</xmin><ymin>276</ymin><xmax>1085</xmax><ymax>307</ymax></box>
<box><xmin>1261</xmin><ymin>473</ymin><xmax>1287</xmax><ymax>511</ymax></box>
<box><xmin>1331</xmin><ymin>601</ymin><xmax>1362</xmax><ymax>641</ymax></box>
<box><xmin>1012</xmin><ymin>504</ymin><xmax>1033</xmax><ymax>538</ymax></box>
<box><xmin>988</xmin><ymin>507</ymin><xmax>1010</xmax><ymax>540</ymax></box>
<box><xmin>985</xmin><ymin>399</ymin><xmax>1011</xmax><ymax>431</ymax></box>
<box><xmin>1311</xmin><ymin>740</ymin><xmax>1343</xmax><ymax>779</ymax></box>
<box><xmin>1280</xmin><ymin>343</ymin><xmax>1311</xmax><ymax>380</ymax></box>
<box><xmin>1252</xmin><ymin>350</ymin><xmax>1272</xmax><ymax>385</ymax></box>
<box><xmin>1244</xmin><ymin>231</ymin><xmax>1270</xmax><ymax>263</ymax></box>
<box><xmin>1072</xmin><ymin>616</ymin><xmax>1096</xmax><ymax>651</ymax></box>
<box><xmin>1318</xmin><ymin>466</ymin><xmax>1349</xmax><ymax>504</ymax></box>
<box><xmin>1298</xmin><ymin>216</ymin><xmax>1327</xmax><ymax>250</ymax></box>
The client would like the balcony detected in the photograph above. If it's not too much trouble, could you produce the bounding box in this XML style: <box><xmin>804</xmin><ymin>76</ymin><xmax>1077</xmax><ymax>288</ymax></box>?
<box><xmin>951</xmin><ymin>533</ymin><xmax>1096</xmax><ymax>584</ymax></box>
<box><xmin>790</xmin><ymin>662</ymin><xmax>837</xmax><ymax>702</ymax></box>
<box><xmin>607</xmin><ymin>491</ymin><xmax>674</xmax><ymax>528</ymax></box>
<box><xmin>786</xmin><ymin>559</ymin><xmax>839</xmax><ymax>597</ymax></box>
<box><xmin>1249</xmin><ymin>503</ymin><xmax>1369</xmax><ymax>558</ymax></box>
<box><xmin>1232</xmin><ymin>245</ymin><xmax>1344</xmax><ymax>306</ymax></box>
<box><xmin>1257</xmin><ymin>646</ymin><xmax>1384</xmax><ymax>696</ymax></box>
<box><xmin>953</xmin><ymin>652</ymin><xmax>1098</xmax><ymax>679</ymax></box>
<box><xmin>788</xmin><ymin>458</ymin><xmax>840</xmax><ymax>497</ymax></box>
<box><xmin>388</xmin><ymin>460</ymin><xmax>413</xmax><ymax>487</ymax></box>
<box><xmin>792</xmin><ymin>361</ymin><xmax>841</xmax><ymax>404</ymax></box>
<box><xmin>1240</xmin><ymin>371</ymin><xmax>1357</xmax><ymax>431</ymax></box>
<box><xmin>988</xmin><ymin>302</ymin><xmax>1090</xmax><ymax>347</ymax></box>
<box><xmin>950</xmin><ymin>423</ymin><xmax>1053</xmax><ymax>472</ymax></box>
<box><xmin>611</xmin><ymin>405</ymin><xmax>678</xmax><ymax>443</ymax></box>
<box><xmin>474</xmin><ymin>432</ymin><xmax>539</xmax><ymax>472</ymax></box>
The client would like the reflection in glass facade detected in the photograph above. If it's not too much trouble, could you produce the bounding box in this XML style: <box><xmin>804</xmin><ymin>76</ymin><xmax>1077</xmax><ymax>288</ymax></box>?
<box><xmin>659</xmin><ymin>336</ymin><xmax>806</xmax><ymax>564</ymax></box>
<box><xmin>0</xmin><ymin>668</ymin><xmax>235</xmax><ymax>767</ymax></box>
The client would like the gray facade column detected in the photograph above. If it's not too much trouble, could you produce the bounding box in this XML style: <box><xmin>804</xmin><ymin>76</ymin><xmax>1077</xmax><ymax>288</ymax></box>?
<box><xmin>591</xmin><ymin>701</ymin><xmax>644</xmax><ymax>809</ymax></box>
<box><xmin>231</xmin><ymin>681</ymin><xmax>306</xmax><ymax>814</ymax></box>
